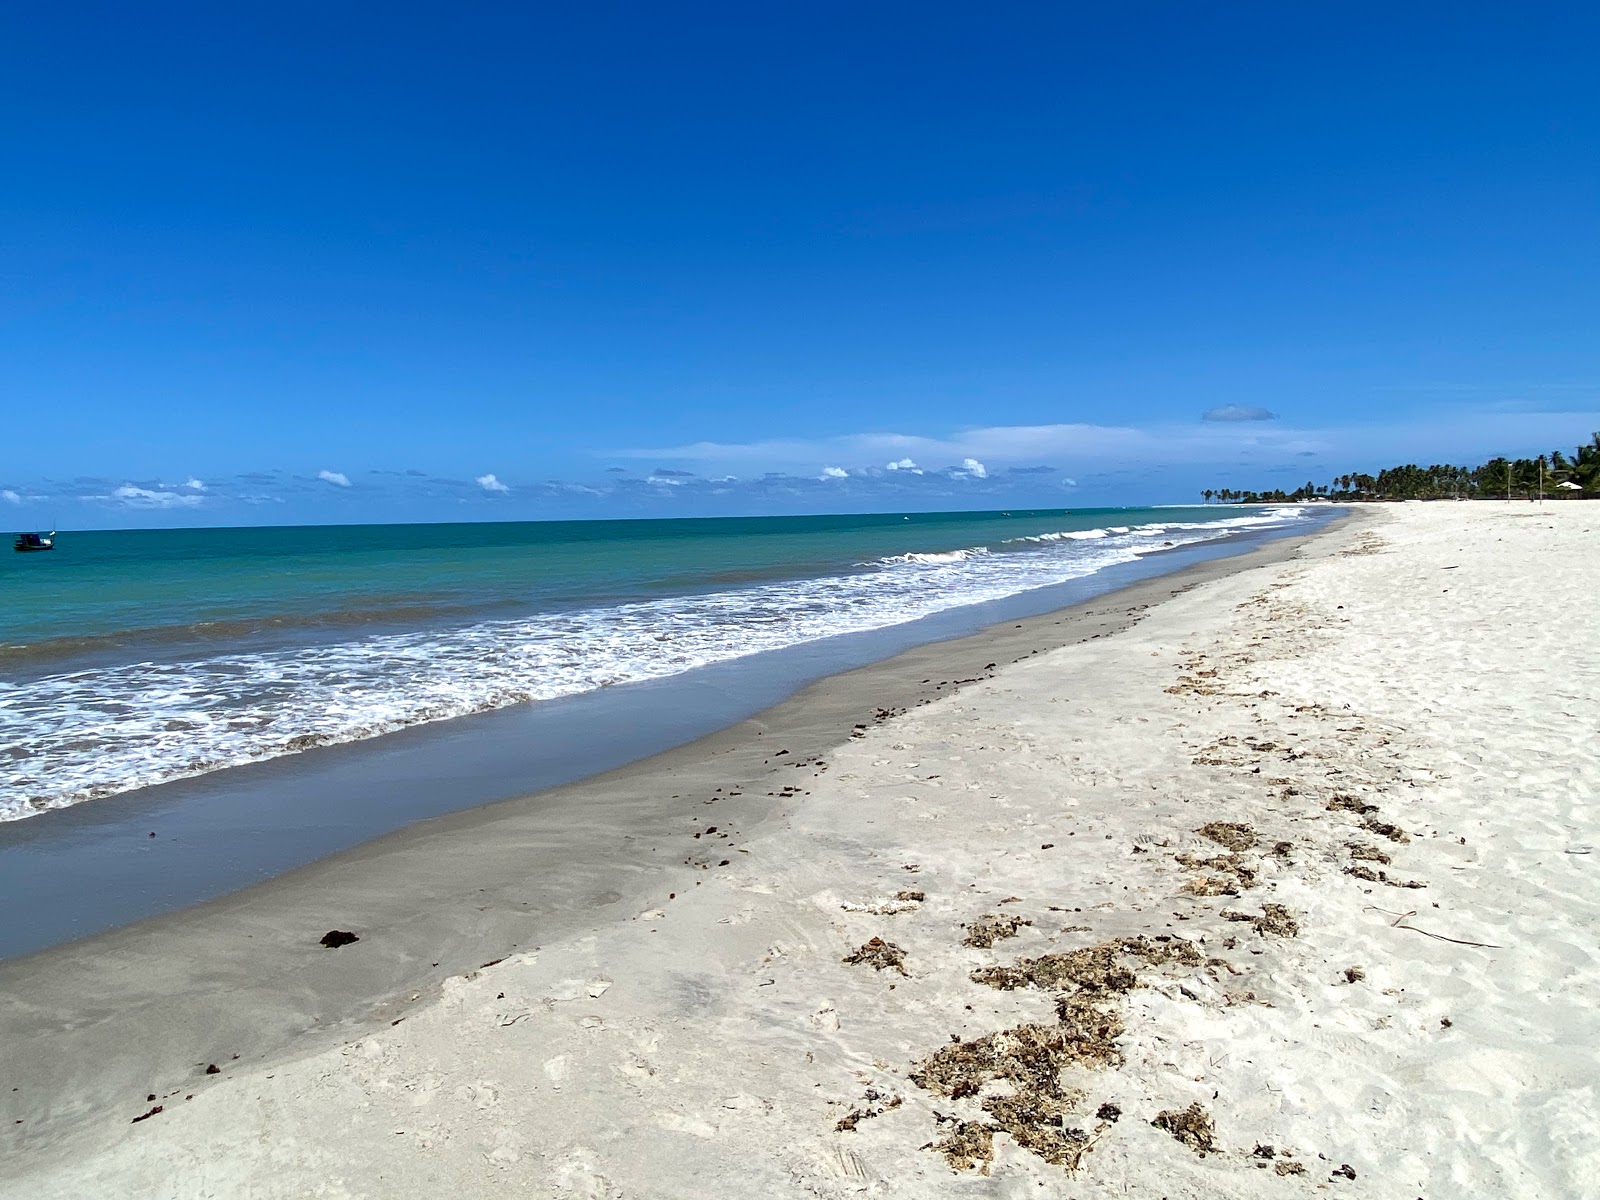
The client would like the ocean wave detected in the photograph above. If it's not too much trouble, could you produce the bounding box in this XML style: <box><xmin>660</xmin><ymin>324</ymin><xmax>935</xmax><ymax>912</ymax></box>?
<box><xmin>875</xmin><ymin>547</ymin><xmax>992</xmax><ymax>565</ymax></box>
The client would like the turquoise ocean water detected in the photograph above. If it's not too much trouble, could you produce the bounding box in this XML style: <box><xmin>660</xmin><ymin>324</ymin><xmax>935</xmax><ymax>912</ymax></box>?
<box><xmin>1</xmin><ymin>506</ymin><xmax>1309</xmax><ymax>820</ymax></box>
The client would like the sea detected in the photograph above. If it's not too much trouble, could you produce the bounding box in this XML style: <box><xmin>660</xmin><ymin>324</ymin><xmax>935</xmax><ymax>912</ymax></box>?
<box><xmin>1</xmin><ymin>505</ymin><xmax>1312</xmax><ymax>822</ymax></box>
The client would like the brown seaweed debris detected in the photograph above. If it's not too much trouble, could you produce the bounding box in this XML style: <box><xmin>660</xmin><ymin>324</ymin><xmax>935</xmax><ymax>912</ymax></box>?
<box><xmin>1151</xmin><ymin>1102</ymin><xmax>1216</xmax><ymax>1155</ymax></box>
<box><xmin>1361</xmin><ymin>816</ymin><xmax>1411</xmax><ymax>843</ymax></box>
<box><xmin>895</xmin><ymin>889</ymin><xmax>926</xmax><ymax>902</ymax></box>
<box><xmin>1275</xmin><ymin>1160</ymin><xmax>1307</xmax><ymax>1176</ymax></box>
<box><xmin>982</xmin><ymin>1093</ymin><xmax>1093</xmax><ymax>1168</ymax></box>
<box><xmin>843</xmin><ymin>937</ymin><xmax>908</xmax><ymax>974</ymax></box>
<box><xmin>913</xmin><ymin>1015</ymin><xmax>1119</xmax><ymax>1099</ymax></box>
<box><xmin>319</xmin><ymin>930</ymin><xmax>359</xmax><ymax>949</ymax></box>
<box><xmin>1176</xmin><ymin>849</ymin><xmax>1258</xmax><ymax>895</ymax></box>
<box><xmin>835</xmin><ymin>1090</ymin><xmax>902</xmax><ymax>1132</ymax></box>
<box><xmin>971</xmin><ymin>943</ymin><xmax>1136</xmax><ymax>995</ymax></box>
<box><xmin>972</xmin><ymin>936</ymin><xmax>1202</xmax><ymax>994</ymax></box>
<box><xmin>1196</xmin><ymin>822</ymin><xmax>1258</xmax><ymax>851</ymax></box>
<box><xmin>1223</xmin><ymin>903</ymin><xmax>1299</xmax><ymax>937</ymax></box>
<box><xmin>1346</xmin><ymin>841</ymin><xmax>1392</xmax><ymax>864</ymax></box>
<box><xmin>1328</xmin><ymin>795</ymin><xmax>1378</xmax><ymax>815</ymax></box>
<box><xmin>1121</xmin><ymin>935</ymin><xmax>1205</xmax><ymax>969</ymax></box>
<box><xmin>963</xmin><ymin>913</ymin><xmax>1033</xmax><ymax>949</ymax></box>
<box><xmin>927</xmin><ymin>1118</ymin><xmax>995</xmax><ymax>1172</ymax></box>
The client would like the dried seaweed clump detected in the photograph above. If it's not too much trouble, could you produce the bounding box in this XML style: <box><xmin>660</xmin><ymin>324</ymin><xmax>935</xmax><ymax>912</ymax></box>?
<box><xmin>912</xmin><ymin>1012</ymin><xmax>1113</xmax><ymax>1174</ymax></box>
<box><xmin>981</xmin><ymin>1093</ymin><xmax>1093</xmax><ymax>1169</ymax></box>
<box><xmin>913</xmin><ymin>1018</ymin><xmax>1117</xmax><ymax>1100</ymax></box>
<box><xmin>1362</xmin><ymin>816</ymin><xmax>1410</xmax><ymax>843</ymax></box>
<box><xmin>1345</xmin><ymin>841</ymin><xmax>1391</xmax><ymax>865</ymax></box>
<box><xmin>912</xmin><ymin>934</ymin><xmax>1207</xmax><ymax>1175</ymax></box>
<box><xmin>1120</xmin><ymin>935</ymin><xmax>1204</xmax><ymax>969</ymax></box>
<box><xmin>1196</xmin><ymin>821</ymin><xmax>1258</xmax><ymax>851</ymax></box>
<box><xmin>1223</xmin><ymin>903</ymin><xmax>1300</xmax><ymax>938</ymax></box>
<box><xmin>1176</xmin><ymin>852</ymin><xmax>1258</xmax><ymax>895</ymax></box>
<box><xmin>1151</xmin><ymin>1102</ymin><xmax>1217</xmax><ymax>1155</ymax></box>
<box><xmin>1327</xmin><ymin>795</ymin><xmax>1378</xmax><ymax>815</ymax></box>
<box><xmin>843</xmin><ymin>937</ymin><xmax>908</xmax><ymax>974</ymax></box>
<box><xmin>928</xmin><ymin>1118</ymin><xmax>995</xmax><ymax>1172</ymax></box>
<box><xmin>970</xmin><ymin>943</ymin><xmax>1137</xmax><ymax>995</ymax></box>
<box><xmin>835</xmin><ymin>1089</ymin><xmax>902</xmax><ymax>1132</ymax></box>
<box><xmin>963</xmin><ymin>913</ymin><xmax>1033</xmax><ymax>949</ymax></box>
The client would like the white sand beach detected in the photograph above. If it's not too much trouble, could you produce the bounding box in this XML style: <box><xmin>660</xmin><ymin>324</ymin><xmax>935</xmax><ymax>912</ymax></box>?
<box><xmin>5</xmin><ymin>502</ymin><xmax>1597</xmax><ymax>1198</ymax></box>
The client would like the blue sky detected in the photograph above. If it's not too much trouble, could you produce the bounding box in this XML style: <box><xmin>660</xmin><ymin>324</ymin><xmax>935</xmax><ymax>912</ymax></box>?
<box><xmin>3</xmin><ymin>2</ymin><xmax>1597</xmax><ymax>527</ymax></box>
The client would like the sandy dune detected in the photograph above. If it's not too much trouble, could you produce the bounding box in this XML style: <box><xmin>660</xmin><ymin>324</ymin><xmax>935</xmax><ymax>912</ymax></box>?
<box><xmin>5</xmin><ymin>502</ymin><xmax>1596</xmax><ymax>1198</ymax></box>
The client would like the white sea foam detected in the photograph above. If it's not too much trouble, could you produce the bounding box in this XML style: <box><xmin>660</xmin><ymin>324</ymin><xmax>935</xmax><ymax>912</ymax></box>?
<box><xmin>0</xmin><ymin>509</ymin><xmax>1312</xmax><ymax>819</ymax></box>
<box><xmin>876</xmin><ymin>547</ymin><xmax>991</xmax><ymax>564</ymax></box>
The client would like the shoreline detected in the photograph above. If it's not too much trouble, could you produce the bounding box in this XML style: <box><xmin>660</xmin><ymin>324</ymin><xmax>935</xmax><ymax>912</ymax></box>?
<box><xmin>0</xmin><ymin>514</ymin><xmax>1337</xmax><ymax>962</ymax></box>
<box><xmin>0</xmin><ymin>513</ymin><xmax>1349</xmax><ymax>1167</ymax></box>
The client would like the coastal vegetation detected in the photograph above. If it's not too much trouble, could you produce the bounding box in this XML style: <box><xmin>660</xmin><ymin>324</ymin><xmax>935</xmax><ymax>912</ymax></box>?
<box><xmin>1205</xmin><ymin>433</ymin><xmax>1600</xmax><ymax>503</ymax></box>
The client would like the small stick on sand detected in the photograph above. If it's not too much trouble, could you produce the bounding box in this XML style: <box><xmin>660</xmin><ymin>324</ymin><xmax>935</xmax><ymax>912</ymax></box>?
<box><xmin>1363</xmin><ymin>906</ymin><xmax>1502</xmax><ymax>948</ymax></box>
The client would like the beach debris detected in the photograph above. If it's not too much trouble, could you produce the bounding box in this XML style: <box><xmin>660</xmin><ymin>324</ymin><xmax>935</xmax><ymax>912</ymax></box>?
<box><xmin>835</xmin><ymin>1089</ymin><xmax>902</xmax><ymax>1132</ymax></box>
<box><xmin>1361</xmin><ymin>816</ymin><xmax>1410</xmax><ymax>843</ymax></box>
<box><xmin>927</xmin><ymin>1116</ymin><xmax>995</xmax><ymax>1172</ymax></box>
<box><xmin>896</xmin><ymin>889</ymin><xmax>925</xmax><ymax>902</ymax></box>
<box><xmin>914</xmin><ymin>1020</ymin><xmax>1112</xmax><ymax>1099</ymax></box>
<box><xmin>971</xmin><ymin>944</ymin><xmax>1136</xmax><ymax>995</ymax></box>
<box><xmin>1095</xmin><ymin>1101</ymin><xmax>1121</xmax><ymax>1122</ymax></box>
<box><xmin>1176</xmin><ymin>852</ymin><xmax>1257</xmax><ymax>893</ymax></box>
<box><xmin>1344</xmin><ymin>966</ymin><xmax>1366</xmax><ymax>983</ymax></box>
<box><xmin>1196</xmin><ymin>821</ymin><xmax>1258</xmax><ymax>851</ymax></box>
<box><xmin>963</xmin><ymin>913</ymin><xmax>1033</xmax><ymax>948</ymax></box>
<box><xmin>843</xmin><ymin>937</ymin><xmax>908</xmax><ymax>974</ymax></box>
<box><xmin>1252</xmin><ymin>1143</ymin><xmax>1276</xmax><ymax>1159</ymax></box>
<box><xmin>1363</xmin><ymin>905</ymin><xmax>1501</xmax><ymax>948</ymax></box>
<box><xmin>1223</xmin><ymin>903</ymin><xmax>1300</xmax><ymax>938</ymax></box>
<box><xmin>319</xmin><ymin>930</ymin><xmax>360</xmax><ymax>949</ymax></box>
<box><xmin>1332</xmin><ymin>1163</ymin><xmax>1357</xmax><ymax>1180</ymax></box>
<box><xmin>1346</xmin><ymin>841</ymin><xmax>1392</xmax><ymax>864</ymax></box>
<box><xmin>204</xmin><ymin>1064</ymin><xmax>220</xmax><ymax>1075</ymax></box>
<box><xmin>130</xmin><ymin>1104</ymin><xmax>164</xmax><ymax>1124</ymax></box>
<box><xmin>1328</xmin><ymin>795</ymin><xmax>1378</xmax><ymax>815</ymax></box>
<box><xmin>982</xmin><ymin>1093</ymin><xmax>1094</xmax><ymax>1169</ymax></box>
<box><xmin>1275</xmin><ymin>1160</ymin><xmax>1307</xmax><ymax>1176</ymax></box>
<box><xmin>1151</xmin><ymin>1102</ymin><xmax>1216</xmax><ymax>1155</ymax></box>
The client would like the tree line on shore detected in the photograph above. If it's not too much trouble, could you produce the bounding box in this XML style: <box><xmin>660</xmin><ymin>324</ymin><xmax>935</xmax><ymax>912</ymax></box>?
<box><xmin>1204</xmin><ymin>433</ymin><xmax>1600</xmax><ymax>504</ymax></box>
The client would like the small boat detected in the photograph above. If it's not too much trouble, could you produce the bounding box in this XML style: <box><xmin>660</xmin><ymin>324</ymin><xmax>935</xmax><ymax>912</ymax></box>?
<box><xmin>13</xmin><ymin>530</ymin><xmax>54</xmax><ymax>552</ymax></box>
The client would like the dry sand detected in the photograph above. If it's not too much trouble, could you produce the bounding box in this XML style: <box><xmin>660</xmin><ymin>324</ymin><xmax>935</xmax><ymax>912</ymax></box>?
<box><xmin>4</xmin><ymin>502</ymin><xmax>1597</xmax><ymax>1197</ymax></box>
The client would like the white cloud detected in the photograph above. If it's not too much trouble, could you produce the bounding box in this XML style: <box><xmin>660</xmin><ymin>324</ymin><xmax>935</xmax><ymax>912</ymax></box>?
<box><xmin>1203</xmin><ymin>405</ymin><xmax>1277</xmax><ymax>423</ymax></box>
<box><xmin>615</xmin><ymin>419</ymin><xmax>1329</xmax><ymax>475</ymax></box>
<box><xmin>1</xmin><ymin>489</ymin><xmax>20</xmax><ymax>504</ymax></box>
<box><xmin>646</xmin><ymin>475</ymin><xmax>684</xmax><ymax>486</ymax></box>
<box><xmin>476</xmin><ymin>473</ymin><xmax>510</xmax><ymax>494</ymax></box>
<box><xmin>820</xmin><ymin>466</ymin><xmax>849</xmax><ymax>479</ymax></box>
<box><xmin>110</xmin><ymin>484</ymin><xmax>204</xmax><ymax>510</ymax></box>
<box><xmin>960</xmin><ymin>457</ymin><xmax>988</xmax><ymax>478</ymax></box>
<box><xmin>184</xmin><ymin>478</ymin><xmax>206</xmax><ymax>491</ymax></box>
<box><xmin>318</xmin><ymin>470</ymin><xmax>351</xmax><ymax>487</ymax></box>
